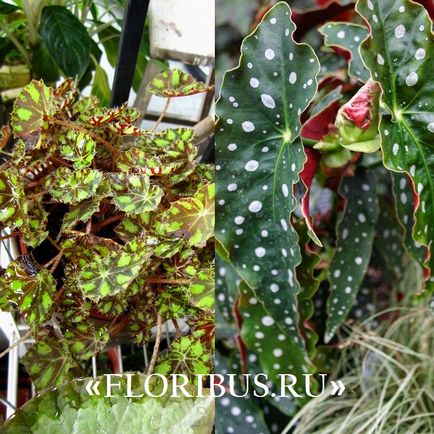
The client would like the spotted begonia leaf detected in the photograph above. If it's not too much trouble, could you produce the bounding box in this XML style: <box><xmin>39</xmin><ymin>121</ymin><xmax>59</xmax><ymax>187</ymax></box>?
<box><xmin>295</xmin><ymin>220</ymin><xmax>323</xmax><ymax>359</ymax></box>
<box><xmin>62</xmin><ymin>322</ymin><xmax>109</xmax><ymax>360</ymax></box>
<box><xmin>391</xmin><ymin>172</ymin><xmax>426</xmax><ymax>266</ymax></box>
<box><xmin>216</xmin><ymin>2</ymin><xmax>320</xmax><ymax>382</ymax></box>
<box><xmin>215</xmin><ymin>351</ymin><xmax>271</xmax><ymax>434</ymax></box>
<box><xmin>45</xmin><ymin>167</ymin><xmax>103</xmax><ymax>204</ymax></box>
<box><xmin>59</xmin><ymin>130</ymin><xmax>96</xmax><ymax>169</ymax></box>
<box><xmin>325</xmin><ymin>171</ymin><xmax>379</xmax><ymax>342</ymax></box>
<box><xmin>109</xmin><ymin>173</ymin><xmax>163</xmax><ymax>214</ymax></box>
<box><xmin>155</xmin><ymin>335</ymin><xmax>212</xmax><ymax>382</ymax></box>
<box><xmin>11</xmin><ymin>80</ymin><xmax>55</xmax><ymax>138</ymax></box>
<box><xmin>1</xmin><ymin>262</ymin><xmax>56</xmax><ymax>329</ymax></box>
<box><xmin>78</xmin><ymin>238</ymin><xmax>149</xmax><ymax>301</ymax></box>
<box><xmin>319</xmin><ymin>22</ymin><xmax>370</xmax><ymax>82</ymax></box>
<box><xmin>22</xmin><ymin>335</ymin><xmax>73</xmax><ymax>390</ymax></box>
<box><xmin>157</xmin><ymin>183</ymin><xmax>215</xmax><ymax>248</ymax></box>
<box><xmin>0</xmin><ymin>167</ymin><xmax>27</xmax><ymax>228</ymax></box>
<box><xmin>357</xmin><ymin>0</ymin><xmax>434</xmax><ymax>290</ymax></box>
<box><xmin>147</xmin><ymin>69</ymin><xmax>213</xmax><ymax>97</ymax></box>
<box><xmin>238</xmin><ymin>280</ymin><xmax>314</xmax><ymax>387</ymax></box>
<box><xmin>375</xmin><ymin>198</ymin><xmax>407</xmax><ymax>280</ymax></box>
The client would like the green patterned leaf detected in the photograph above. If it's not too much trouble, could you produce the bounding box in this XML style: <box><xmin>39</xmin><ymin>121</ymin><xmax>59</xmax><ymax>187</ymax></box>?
<box><xmin>46</xmin><ymin>167</ymin><xmax>103</xmax><ymax>204</ymax></box>
<box><xmin>22</xmin><ymin>335</ymin><xmax>73</xmax><ymax>390</ymax></box>
<box><xmin>62</xmin><ymin>322</ymin><xmax>109</xmax><ymax>360</ymax></box>
<box><xmin>20</xmin><ymin>203</ymin><xmax>49</xmax><ymax>248</ymax></box>
<box><xmin>2</xmin><ymin>262</ymin><xmax>56</xmax><ymax>329</ymax></box>
<box><xmin>2</xmin><ymin>374</ymin><xmax>214</xmax><ymax>434</ymax></box>
<box><xmin>319</xmin><ymin>22</ymin><xmax>370</xmax><ymax>82</ymax></box>
<box><xmin>325</xmin><ymin>170</ymin><xmax>379</xmax><ymax>342</ymax></box>
<box><xmin>59</xmin><ymin>130</ymin><xmax>96</xmax><ymax>169</ymax></box>
<box><xmin>357</xmin><ymin>0</ymin><xmax>434</xmax><ymax>289</ymax></box>
<box><xmin>157</xmin><ymin>183</ymin><xmax>215</xmax><ymax>248</ymax></box>
<box><xmin>114</xmin><ymin>212</ymin><xmax>153</xmax><ymax>242</ymax></box>
<box><xmin>110</xmin><ymin>173</ymin><xmax>164</xmax><ymax>214</ymax></box>
<box><xmin>40</xmin><ymin>6</ymin><xmax>91</xmax><ymax>77</ymax></box>
<box><xmin>11</xmin><ymin>80</ymin><xmax>55</xmax><ymax>138</ymax></box>
<box><xmin>78</xmin><ymin>239</ymin><xmax>150</xmax><ymax>301</ymax></box>
<box><xmin>216</xmin><ymin>2</ymin><xmax>320</xmax><ymax>381</ymax></box>
<box><xmin>0</xmin><ymin>167</ymin><xmax>27</xmax><ymax>228</ymax></box>
<box><xmin>155</xmin><ymin>335</ymin><xmax>212</xmax><ymax>382</ymax></box>
<box><xmin>147</xmin><ymin>69</ymin><xmax>213</xmax><ymax>97</ymax></box>
<box><xmin>189</xmin><ymin>267</ymin><xmax>215</xmax><ymax>310</ymax></box>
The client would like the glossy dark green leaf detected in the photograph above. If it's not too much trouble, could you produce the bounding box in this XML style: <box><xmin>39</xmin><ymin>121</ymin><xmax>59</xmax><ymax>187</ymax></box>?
<box><xmin>357</xmin><ymin>0</ymin><xmax>434</xmax><ymax>290</ymax></box>
<box><xmin>391</xmin><ymin>172</ymin><xmax>426</xmax><ymax>266</ymax></box>
<box><xmin>325</xmin><ymin>170</ymin><xmax>379</xmax><ymax>342</ymax></box>
<box><xmin>320</xmin><ymin>22</ymin><xmax>370</xmax><ymax>82</ymax></box>
<box><xmin>0</xmin><ymin>1</ymin><xmax>19</xmax><ymax>13</ymax></box>
<box><xmin>91</xmin><ymin>62</ymin><xmax>111</xmax><ymax>107</ymax></box>
<box><xmin>216</xmin><ymin>2</ymin><xmax>320</xmax><ymax>381</ymax></box>
<box><xmin>39</xmin><ymin>6</ymin><xmax>91</xmax><ymax>77</ymax></box>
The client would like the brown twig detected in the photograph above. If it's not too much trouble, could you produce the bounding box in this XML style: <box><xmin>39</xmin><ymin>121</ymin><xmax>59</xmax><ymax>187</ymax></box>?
<box><xmin>172</xmin><ymin>318</ymin><xmax>182</xmax><ymax>338</ymax></box>
<box><xmin>146</xmin><ymin>277</ymin><xmax>190</xmax><ymax>285</ymax></box>
<box><xmin>0</xmin><ymin>231</ymin><xmax>20</xmax><ymax>241</ymax></box>
<box><xmin>147</xmin><ymin>314</ymin><xmax>163</xmax><ymax>376</ymax></box>
<box><xmin>0</xmin><ymin>329</ymin><xmax>33</xmax><ymax>360</ymax></box>
<box><xmin>91</xmin><ymin>213</ymin><xmax>125</xmax><ymax>233</ymax></box>
<box><xmin>43</xmin><ymin>251</ymin><xmax>64</xmax><ymax>271</ymax></box>
<box><xmin>47</xmin><ymin>236</ymin><xmax>61</xmax><ymax>251</ymax></box>
<box><xmin>151</xmin><ymin>97</ymin><xmax>171</xmax><ymax>132</ymax></box>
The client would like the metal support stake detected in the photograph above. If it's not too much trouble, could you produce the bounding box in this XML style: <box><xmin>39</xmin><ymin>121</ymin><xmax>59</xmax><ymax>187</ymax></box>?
<box><xmin>110</xmin><ymin>0</ymin><xmax>150</xmax><ymax>107</ymax></box>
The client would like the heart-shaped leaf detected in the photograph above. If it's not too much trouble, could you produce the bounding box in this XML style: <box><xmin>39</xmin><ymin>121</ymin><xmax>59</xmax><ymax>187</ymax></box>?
<box><xmin>216</xmin><ymin>2</ymin><xmax>320</xmax><ymax>381</ymax></box>
<box><xmin>319</xmin><ymin>22</ymin><xmax>370</xmax><ymax>82</ymax></box>
<box><xmin>39</xmin><ymin>6</ymin><xmax>91</xmax><ymax>77</ymax></box>
<box><xmin>147</xmin><ymin>69</ymin><xmax>213</xmax><ymax>97</ymax></box>
<box><xmin>357</xmin><ymin>0</ymin><xmax>434</xmax><ymax>289</ymax></box>
<box><xmin>325</xmin><ymin>170</ymin><xmax>379</xmax><ymax>342</ymax></box>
